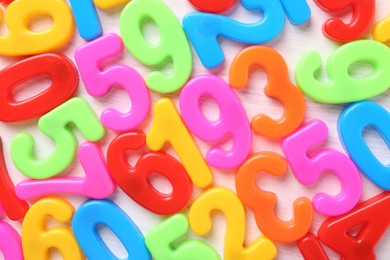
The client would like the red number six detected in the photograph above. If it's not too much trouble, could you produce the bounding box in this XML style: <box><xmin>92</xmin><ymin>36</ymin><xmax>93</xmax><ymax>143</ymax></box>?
<box><xmin>107</xmin><ymin>131</ymin><xmax>193</xmax><ymax>215</ymax></box>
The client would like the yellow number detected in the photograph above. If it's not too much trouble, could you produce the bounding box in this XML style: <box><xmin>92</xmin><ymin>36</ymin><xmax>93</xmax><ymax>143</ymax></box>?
<box><xmin>22</xmin><ymin>196</ymin><xmax>84</xmax><ymax>260</ymax></box>
<box><xmin>147</xmin><ymin>98</ymin><xmax>213</xmax><ymax>188</ymax></box>
<box><xmin>0</xmin><ymin>0</ymin><xmax>75</xmax><ymax>56</ymax></box>
<box><xmin>189</xmin><ymin>187</ymin><xmax>277</xmax><ymax>260</ymax></box>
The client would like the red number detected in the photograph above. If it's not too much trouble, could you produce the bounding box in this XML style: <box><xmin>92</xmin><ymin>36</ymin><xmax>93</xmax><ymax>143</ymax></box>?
<box><xmin>107</xmin><ymin>131</ymin><xmax>193</xmax><ymax>215</ymax></box>
<box><xmin>0</xmin><ymin>53</ymin><xmax>78</xmax><ymax>122</ymax></box>
<box><xmin>188</xmin><ymin>0</ymin><xmax>235</xmax><ymax>13</ymax></box>
<box><xmin>0</xmin><ymin>137</ymin><xmax>29</xmax><ymax>220</ymax></box>
<box><xmin>318</xmin><ymin>192</ymin><xmax>390</xmax><ymax>259</ymax></box>
<box><xmin>314</xmin><ymin>0</ymin><xmax>375</xmax><ymax>42</ymax></box>
<box><xmin>297</xmin><ymin>233</ymin><xmax>329</xmax><ymax>260</ymax></box>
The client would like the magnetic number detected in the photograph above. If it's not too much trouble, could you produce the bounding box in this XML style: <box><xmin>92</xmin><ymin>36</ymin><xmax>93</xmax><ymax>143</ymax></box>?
<box><xmin>75</xmin><ymin>33</ymin><xmax>150</xmax><ymax>132</ymax></box>
<box><xmin>282</xmin><ymin>119</ymin><xmax>362</xmax><ymax>216</ymax></box>
<box><xmin>188</xmin><ymin>0</ymin><xmax>235</xmax><ymax>13</ymax></box>
<box><xmin>69</xmin><ymin>0</ymin><xmax>129</xmax><ymax>40</ymax></box>
<box><xmin>230</xmin><ymin>46</ymin><xmax>306</xmax><ymax>138</ymax></box>
<box><xmin>314</xmin><ymin>0</ymin><xmax>375</xmax><ymax>42</ymax></box>
<box><xmin>187</xmin><ymin>0</ymin><xmax>310</xmax><ymax>25</ymax></box>
<box><xmin>15</xmin><ymin>142</ymin><xmax>115</xmax><ymax>200</ymax></box>
<box><xmin>0</xmin><ymin>0</ymin><xmax>75</xmax><ymax>56</ymax></box>
<box><xmin>0</xmin><ymin>220</ymin><xmax>23</xmax><ymax>260</ymax></box>
<box><xmin>145</xmin><ymin>214</ymin><xmax>220</xmax><ymax>260</ymax></box>
<box><xmin>120</xmin><ymin>0</ymin><xmax>192</xmax><ymax>93</ymax></box>
<box><xmin>11</xmin><ymin>97</ymin><xmax>106</xmax><ymax>179</ymax></box>
<box><xmin>373</xmin><ymin>14</ymin><xmax>390</xmax><ymax>43</ymax></box>
<box><xmin>182</xmin><ymin>1</ymin><xmax>285</xmax><ymax>69</ymax></box>
<box><xmin>107</xmin><ymin>131</ymin><xmax>192</xmax><ymax>215</ymax></box>
<box><xmin>0</xmin><ymin>53</ymin><xmax>78</xmax><ymax>122</ymax></box>
<box><xmin>72</xmin><ymin>199</ymin><xmax>151</xmax><ymax>259</ymax></box>
<box><xmin>318</xmin><ymin>192</ymin><xmax>390</xmax><ymax>259</ymax></box>
<box><xmin>236</xmin><ymin>152</ymin><xmax>313</xmax><ymax>243</ymax></box>
<box><xmin>189</xmin><ymin>187</ymin><xmax>277</xmax><ymax>260</ymax></box>
<box><xmin>338</xmin><ymin>101</ymin><xmax>390</xmax><ymax>189</ymax></box>
<box><xmin>0</xmin><ymin>137</ymin><xmax>29</xmax><ymax>220</ymax></box>
<box><xmin>297</xmin><ymin>233</ymin><xmax>329</xmax><ymax>260</ymax></box>
<box><xmin>279</xmin><ymin>0</ymin><xmax>311</xmax><ymax>25</ymax></box>
<box><xmin>179</xmin><ymin>75</ymin><xmax>251</xmax><ymax>169</ymax></box>
<box><xmin>21</xmin><ymin>197</ymin><xmax>84</xmax><ymax>260</ymax></box>
<box><xmin>147</xmin><ymin>98</ymin><xmax>213</xmax><ymax>188</ymax></box>
<box><xmin>295</xmin><ymin>40</ymin><xmax>390</xmax><ymax>104</ymax></box>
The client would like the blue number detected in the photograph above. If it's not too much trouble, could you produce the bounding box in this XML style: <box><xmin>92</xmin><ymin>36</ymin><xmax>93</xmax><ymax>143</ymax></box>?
<box><xmin>338</xmin><ymin>101</ymin><xmax>390</xmax><ymax>190</ymax></box>
<box><xmin>73</xmin><ymin>199</ymin><xmax>151</xmax><ymax>260</ymax></box>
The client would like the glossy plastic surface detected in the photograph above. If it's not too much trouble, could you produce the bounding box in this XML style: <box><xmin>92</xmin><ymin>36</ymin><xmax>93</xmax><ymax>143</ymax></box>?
<box><xmin>236</xmin><ymin>152</ymin><xmax>313</xmax><ymax>243</ymax></box>
<box><xmin>189</xmin><ymin>187</ymin><xmax>277</xmax><ymax>260</ymax></box>
<box><xmin>295</xmin><ymin>40</ymin><xmax>390</xmax><ymax>103</ymax></box>
<box><xmin>15</xmin><ymin>142</ymin><xmax>115</xmax><ymax>199</ymax></box>
<box><xmin>282</xmin><ymin>120</ymin><xmax>362</xmax><ymax>216</ymax></box>
<box><xmin>230</xmin><ymin>46</ymin><xmax>306</xmax><ymax>138</ymax></box>
<box><xmin>145</xmin><ymin>214</ymin><xmax>220</xmax><ymax>260</ymax></box>
<box><xmin>180</xmin><ymin>75</ymin><xmax>251</xmax><ymax>169</ymax></box>
<box><xmin>75</xmin><ymin>33</ymin><xmax>150</xmax><ymax>131</ymax></box>
<box><xmin>107</xmin><ymin>131</ymin><xmax>192</xmax><ymax>215</ymax></box>
<box><xmin>338</xmin><ymin>101</ymin><xmax>390</xmax><ymax>189</ymax></box>
<box><xmin>11</xmin><ymin>97</ymin><xmax>105</xmax><ymax>179</ymax></box>
<box><xmin>73</xmin><ymin>199</ymin><xmax>151</xmax><ymax>260</ymax></box>
<box><xmin>0</xmin><ymin>53</ymin><xmax>78</xmax><ymax>122</ymax></box>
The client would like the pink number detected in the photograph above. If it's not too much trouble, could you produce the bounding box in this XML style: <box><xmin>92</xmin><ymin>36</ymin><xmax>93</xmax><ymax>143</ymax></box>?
<box><xmin>15</xmin><ymin>142</ymin><xmax>115</xmax><ymax>200</ymax></box>
<box><xmin>179</xmin><ymin>75</ymin><xmax>251</xmax><ymax>169</ymax></box>
<box><xmin>282</xmin><ymin>119</ymin><xmax>362</xmax><ymax>216</ymax></box>
<box><xmin>75</xmin><ymin>33</ymin><xmax>150</xmax><ymax>132</ymax></box>
<box><xmin>0</xmin><ymin>221</ymin><xmax>23</xmax><ymax>260</ymax></box>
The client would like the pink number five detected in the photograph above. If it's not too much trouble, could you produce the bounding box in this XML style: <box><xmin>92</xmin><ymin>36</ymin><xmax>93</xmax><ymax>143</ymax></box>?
<box><xmin>75</xmin><ymin>33</ymin><xmax>150</xmax><ymax>132</ymax></box>
<box><xmin>282</xmin><ymin>119</ymin><xmax>362</xmax><ymax>216</ymax></box>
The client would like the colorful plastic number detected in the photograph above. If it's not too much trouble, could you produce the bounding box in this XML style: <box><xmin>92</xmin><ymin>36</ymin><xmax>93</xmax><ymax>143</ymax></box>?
<box><xmin>183</xmin><ymin>1</ymin><xmax>285</xmax><ymax>68</ymax></box>
<box><xmin>0</xmin><ymin>221</ymin><xmax>23</xmax><ymax>260</ymax></box>
<box><xmin>298</xmin><ymin>233</ymin><xmax>329</xmax><ymax>260</ymax></box>
<box><xmin>373</xmin><ymin>15</ymin><xmax>390</xmax><ymax>43</ymax></box>
<box><xmin>314</xmin><ymin>0</ymin><xmax>375</xmax><ymax>42</ymax></box>
<box><xmin>189</xmin><ymin>187</ymin><xmax>277</xmax><ymax>260</ymax></box>
<box><xmin>69</xmin><ymin>0</ymin><xmax>130</xmax><ymax>40</ymax></box>
<box><xmin>188</xmin><ymin>0</ymin><xmax>235</xmax><ymax>13</ymax></box>
<box><xmin>73</xmin><ymin>199</ymin><xmax>151</xmax><ymax>259</ymax></box>
<box><xmin>15</xmin><ymin>142</ymin><xmax>115</xmax><ymax>200</ymax></box>
<box><xmin>75</xmin><ymin>33</ymin><xmax>150</xmax><ymax>132</ymax></box>
<box><xmin>179</xmin><ymin>75</ymin><xmax>251</xmax><ymax>169</ymax></box>
<box><xmin>236</xmin><ymin>152</ymin><xmax>313</xmax><ymax>243</ymax></box>
<box><xmin>147</xmin><ymin>98</ymin><xmax>213</xmax><ymax>188</ymax></box>
<box><xmin>120</xmin><ymin>0</ymin><xmax>192</xmax><ymax>93</ymax></box>
<box><xmin>107</xmin><ymin>131</ymin><xmax>192</xmax><ymax>215</ymax></box>
<box><xmin>145</xmin><ymin>214</ymin><xmax>220</xmax><ymax>260</ymax></box>
<box><xmin>0</xmin><ymin>0</ymin><xmax>75</xmax><ymax>56</ymax></box>
<box><xmin>0</xmin><ymin>0</ymin><xmax>14</xmax><ymax>6</ymax></box>
<box><xmin>0</xmin><ymin>53</ymin><xmax>78</xmax><ymax>122</ymax></box>
<box><xmin>69</xmin><ymin>0</ymin><xmax>101</xmax><ymax>40</ymax></box>
<box><xmin>11</xmin><ymin>97</ymin><xmax>105</xmax><ymax>179</ymax></box>
<box><xmin>279</xmin><ymin>0</ymin><xmax>311</xmax><ymax>25</ymax></box>
<box><xmin>188</xmin><ymin>0</ymin><xmax>309</xmax><ymax>23</ymax></box>
<box><xmin>338</xmin><ymin>101</ymin><xmax>390</xmax><ymax>190</ymax></box>
<box><xmin>318</xmin><ymin>192</ymin><xmax>390</xmax><ymax>259</ymax></box>
<box><xmin>0</xmin><ymin>137</ymin><xmax>29</xmax><ymax>220</ymax></box>
<box><xmin>295</xmin><ymin>40</ymin><xmax>390</xmax><ymax>104</ymax></box>
<box><xmin>230</xmin><ymin>46</ymin><xmax>306</xmax><ymax>138</ymax></box>
<box><xmin>22</xmin><ymin>197</ymin><xmax>84</xmax><ymax>260</ymax></box>
<box><xmin>282</xmin><ymin>120</ymin><xmax>362</xmax><ymax>216</ymax></box>
<box><xmin>94</xmin><ymin>0</ymin><xmax>129</xmax><ymax>9</ymax></box>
